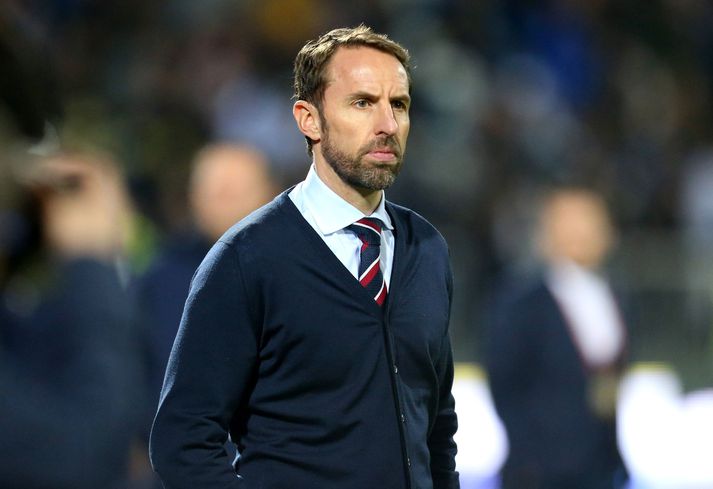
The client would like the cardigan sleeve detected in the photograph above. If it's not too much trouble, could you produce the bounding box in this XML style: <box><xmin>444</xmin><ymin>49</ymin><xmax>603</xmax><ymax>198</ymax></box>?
<box><xmin>150</xmin><ymin>241</ymin><xmax>259</xmax><ymax>489</ymax></box>
<box><xmin>427</xmin><ymin>263</ymin><xmax>460</xmax><ymax>489</ymax></box>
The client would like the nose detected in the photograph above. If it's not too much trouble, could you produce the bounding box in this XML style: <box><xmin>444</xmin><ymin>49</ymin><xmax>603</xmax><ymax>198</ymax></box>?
<box><xmin>375</xmin><ymin>103</ymin><xmax>398</xmax><ymax>136</ymax></box>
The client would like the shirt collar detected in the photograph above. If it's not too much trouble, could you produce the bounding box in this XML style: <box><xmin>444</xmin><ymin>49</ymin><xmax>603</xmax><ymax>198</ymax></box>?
<box><xmin>546</xmin><ymin>259</ymin><xmax>605</xmax><ymax>290</ymax></box>
<box><xmin>302</xmin><ymin>165</ymin><xmax>393</xmax><ymax>236</ymax></box>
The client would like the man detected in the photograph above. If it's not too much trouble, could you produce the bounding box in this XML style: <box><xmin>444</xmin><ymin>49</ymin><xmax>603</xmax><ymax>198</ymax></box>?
<box><xmin>150</xmin><ymin>26</ymin><xmax>459</xmax><ymax>489</ymax></box>
<box><xmin>1</xmin><ymin>152</ymin><xmax>144</xmax><ymax>488</ymax></box>
<box><xmin>486</xmin><ymin>187</ymin><xmax>628</xmax><ymax>489</ymax></box>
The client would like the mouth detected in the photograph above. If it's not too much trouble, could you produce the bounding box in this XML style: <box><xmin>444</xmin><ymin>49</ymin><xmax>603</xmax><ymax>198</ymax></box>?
<box><xmin>367</xmin><ymin>150</ymin><xmax>396</xmax><ymax>161</ymax></box>
<box><xmin>366</xmin><ymin>145</ymin><xmax>401</xmax><ymax>162</ymax></box>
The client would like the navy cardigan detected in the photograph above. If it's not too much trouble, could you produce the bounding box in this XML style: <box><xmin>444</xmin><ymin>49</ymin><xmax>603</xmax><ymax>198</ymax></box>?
<box><xmin>150</xmin><ymin>192</ymin><xmax>459</xmax><ymax>489</ymax></box>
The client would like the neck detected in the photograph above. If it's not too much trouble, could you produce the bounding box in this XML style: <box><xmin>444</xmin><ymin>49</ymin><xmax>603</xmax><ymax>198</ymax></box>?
<box><xmin>313</xmin><ymin>158</ymin><xmax>382</xmax><ymax>215</ymax></box>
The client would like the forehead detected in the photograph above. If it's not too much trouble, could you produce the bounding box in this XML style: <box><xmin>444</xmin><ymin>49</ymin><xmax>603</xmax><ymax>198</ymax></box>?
<box><xmin>545</xmin><ymin>194</ymin><xmax>609</xmax><ymax>227</ymax></box>
<box><xmin>324</xmin><ymin>46</ymin><xmax>409</xmax><ymax>94</ymax></box>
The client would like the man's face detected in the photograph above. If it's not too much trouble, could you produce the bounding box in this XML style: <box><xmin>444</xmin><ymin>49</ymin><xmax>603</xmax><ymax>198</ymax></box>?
<box><xmin>316</xmin><ymin>46</ymin><xmax>410</xmax><ymax>191</ymax></box>
<box><xmin>540</xmin><ymin>192</ymin><xmax>614</xmax><ymax>269</ymax></box>
<box><xmin>190</xmin><ymin>146</ymin><xmax>274</xmax><ymax>240</ymax></box>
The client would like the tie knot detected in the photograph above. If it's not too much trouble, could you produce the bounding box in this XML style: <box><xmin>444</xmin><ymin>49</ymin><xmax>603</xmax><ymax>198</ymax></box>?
<box><xmin>347</xmin><ymin>217</ymin><xmax>383</xmax><ymax>246</ymax></box>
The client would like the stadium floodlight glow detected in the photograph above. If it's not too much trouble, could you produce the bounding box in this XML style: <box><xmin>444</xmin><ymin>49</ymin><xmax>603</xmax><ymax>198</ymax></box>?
<box><xmin>452</xmin><ymin>363</ymin><xmax>508</xmax><ymax>489</ymax></box>
<box><xmin>617</xmin><ymin>363</ymin><xmax>713</xmax><ymax>489</ymax></box>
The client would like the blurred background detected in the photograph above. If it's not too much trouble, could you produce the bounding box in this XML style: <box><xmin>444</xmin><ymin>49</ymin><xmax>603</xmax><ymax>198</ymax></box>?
<box><xmin>1</xmin><ymin>0</ymin><xmax>712</xmax><ymax>488</ymax></box>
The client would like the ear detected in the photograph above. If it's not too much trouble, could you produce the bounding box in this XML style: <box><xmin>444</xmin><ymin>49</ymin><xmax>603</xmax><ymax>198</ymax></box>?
<box><xmin>293</xmin><ymin>100</ymin><xmax>322</xmax><ymax>143</ymax></box>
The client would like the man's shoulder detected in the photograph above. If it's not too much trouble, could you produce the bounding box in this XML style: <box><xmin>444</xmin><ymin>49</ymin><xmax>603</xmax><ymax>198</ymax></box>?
<box><xmin>193</xmin><ymin>192</ymin><xmax>295</xmax><ymax>278</ymax></box>
<box><xmin>386</xmin><ymin>200</ymin><xmax>447</xmax><ymax>249</ymax></box>
<box><xmin>218</xmin><ymin>191</ymin><xmax>294</xmax><ymax>248</ymax></box>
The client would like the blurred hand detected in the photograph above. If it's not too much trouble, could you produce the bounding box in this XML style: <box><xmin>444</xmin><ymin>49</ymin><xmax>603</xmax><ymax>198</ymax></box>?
<box><xmin>26</xmin><ymin>154</ymin><xmax>128</xmax><ymax>260</ymax></box>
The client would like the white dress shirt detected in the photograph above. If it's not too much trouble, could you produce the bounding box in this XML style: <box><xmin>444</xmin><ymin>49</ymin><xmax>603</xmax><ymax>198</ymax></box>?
<box><xmin>288</xmin><ymin>165</ymin><xmax>395</xmax><ymax>287</ymax></box>
<box><xmin>546</xmin><ymin>260</ymin><xmax>626</xmax><ymax>369</ymax></box>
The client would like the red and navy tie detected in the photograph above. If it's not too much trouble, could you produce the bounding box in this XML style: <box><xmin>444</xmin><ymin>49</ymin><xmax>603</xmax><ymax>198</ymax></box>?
<box><xmin>347</xmin><ymin>217</ymin><xmax>387</xmax><ymax>306</ymax></box>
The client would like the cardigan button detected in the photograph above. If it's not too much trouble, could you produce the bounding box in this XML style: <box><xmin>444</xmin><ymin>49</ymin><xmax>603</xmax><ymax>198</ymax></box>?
<box><xmin>393</xmin><ymin>365</ymin><xmax>399</xmax><ymax>374</ymax></box>
<box><xmin>407</xmin><ymin>457</ymin><xmax>411</xmax><ymax>467</ymax></box>
<box><xmin>401</xmin><ymin>413</ymin><xmax>406</xmax><ymax>423</ymax></box>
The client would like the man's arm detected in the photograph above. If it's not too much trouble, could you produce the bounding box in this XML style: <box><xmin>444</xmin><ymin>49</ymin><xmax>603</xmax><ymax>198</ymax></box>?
<box><xmin>150</xmin><ymin>241</ymin><xmax>260</xmax><ymax>489</ymax></box>
<box><xmin>428</xmin><ymin>331</ymin><xmax>460</xmax><ymax>489</ymax></box>
<box><xmin>428</xmin><ymin>264</ymin><xmax>459</xmax><ymax>489</ymax></box>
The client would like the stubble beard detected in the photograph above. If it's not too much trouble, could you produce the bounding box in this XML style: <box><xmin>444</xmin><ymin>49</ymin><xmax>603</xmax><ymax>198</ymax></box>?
<box><xmin>320</xmin><ymin>123</ymin><xmax>404</xmax><ymax>192</ymax></box>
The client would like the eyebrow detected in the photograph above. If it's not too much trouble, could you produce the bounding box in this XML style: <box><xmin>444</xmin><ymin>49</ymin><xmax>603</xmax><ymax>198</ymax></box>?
<box><xmin>349</xmin><ymin>91</ymin><xmax>411</xmax><ymax>105</ymax></box>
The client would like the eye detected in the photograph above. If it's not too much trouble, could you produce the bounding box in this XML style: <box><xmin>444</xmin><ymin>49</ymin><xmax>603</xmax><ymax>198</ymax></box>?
<box><xmin>391</xmin><ymin>100</ymin><xmax>408</xmax><ymax>111</ymax></box>
<box><xmin>354</xmin><ymin>99</ymin><xmax>370</xmax><ymax>108</ymax></box>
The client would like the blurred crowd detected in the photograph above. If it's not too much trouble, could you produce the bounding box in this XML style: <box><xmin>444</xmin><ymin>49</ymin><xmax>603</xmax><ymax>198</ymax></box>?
<box><xmin>2</xmin><ymin>0</ymin><xmax>713</xmax><ymax>487</ymax></box>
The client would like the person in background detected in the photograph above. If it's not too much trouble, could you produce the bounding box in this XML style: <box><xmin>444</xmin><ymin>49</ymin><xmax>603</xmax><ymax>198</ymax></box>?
<box><xmin>131</xmin><ymin>143</ymin><xmax>275</xmax><ymax>489</ymax></box>
<box><xmin>150</xmin><ymin>25</ymin><xmax>459</xmax><ymax>489</ymax></box>
<box><xmin>138</xmin><ymin>142</ymin><xmax>276</xmax><ymax>403</ymax></box>
<box><xmin>0</xmin><ymin>150</ymin><xmax>144</xmax><ymax>489</ymax></box>
<box><xmin>486</xmin><ymin>186</ymin><xmax>628</xmax><ymax>489</ymax></box>
<box><xmin>189</xmin><ymin>144</ymin><xmax>278</xmax><ymax>246</ymax></box>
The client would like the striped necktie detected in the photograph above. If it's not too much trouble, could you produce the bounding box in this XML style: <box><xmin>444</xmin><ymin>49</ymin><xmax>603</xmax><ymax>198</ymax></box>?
<box><xmin>346</xmin><ymin>217</ymin><xmax>387</xmax><ymax>306</ymax></box>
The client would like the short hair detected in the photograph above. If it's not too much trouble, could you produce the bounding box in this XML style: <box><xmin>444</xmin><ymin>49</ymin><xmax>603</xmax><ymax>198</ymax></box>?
<box><xmin>293</xmin><ymin>25</ymin><xmax>411</xmax><ymax>156</ymax></box>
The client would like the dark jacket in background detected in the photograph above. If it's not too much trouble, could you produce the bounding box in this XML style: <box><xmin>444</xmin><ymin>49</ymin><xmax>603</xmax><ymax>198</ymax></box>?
<box><xmin>136</xmin><ymin>233</ymin><xmax>211</xmax><ymax>418</ymax></box>
<box><xmin>0</xmin><ymin>259</ymin><xmax>145</xmax><ymax>489</ymax></box>
<box><xmin>486</xmin><ymin>275</ymin><xmax>626</xmax><ymax>489</ymax></box>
